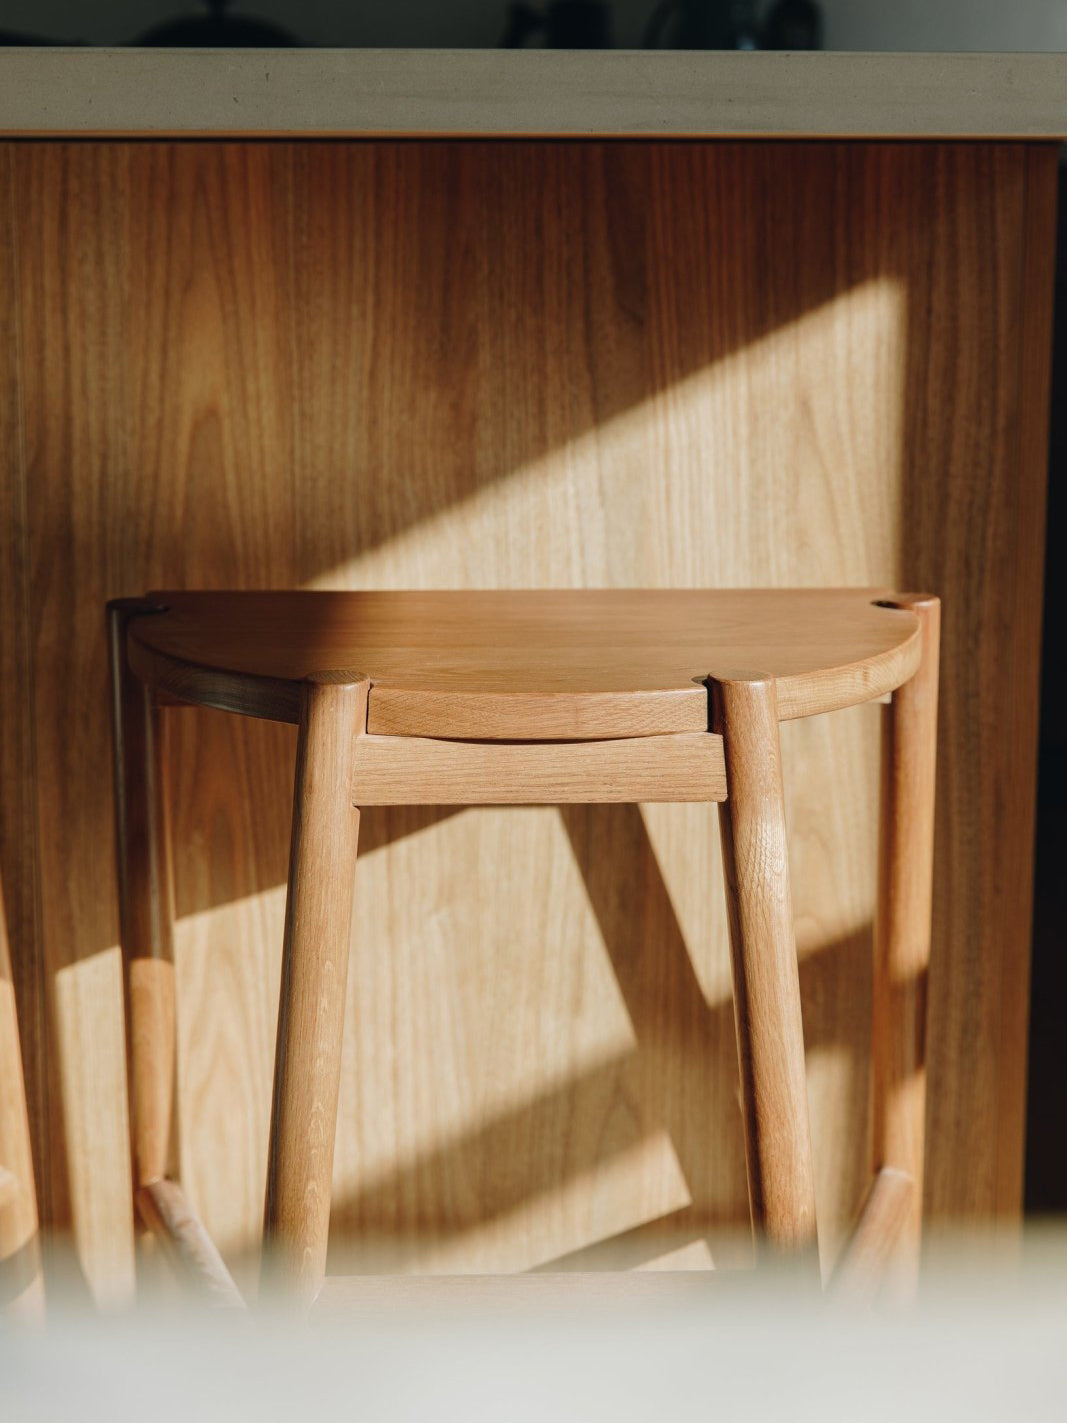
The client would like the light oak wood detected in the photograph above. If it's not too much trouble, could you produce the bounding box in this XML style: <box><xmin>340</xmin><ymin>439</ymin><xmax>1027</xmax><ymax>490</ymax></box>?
<box><xmin>0</xmin><ymin>51</ymin><xmax>1065</xmax><ymax>140</ymax></box>
<box><xmin>369</xmin><ymin>687</ymin><xmax>705</xmax><ymax>742</ymax></box>
<box><xmin>263</xmin><ymin>681</ymin><xmax>367</xmax><ymax>1305</ymax></box>
<box><xmin>127</xmin><ymin>589</ymin><xmax>921</xmax><ymax>738</ymax></box>
<box><xmin>0</xmin><ymin>141</ymin><xmax>1053</xmax><ymax>1298</ymax></box>
<box><xmin>135</xmin><ymin>1178</ymin><xmax>244</xmax><ymax>1309</ymax></box>
<box><xmin>349</xmin><ymin>731</ymin><xmax>726</xmax><ymax>805</ymax></box>
<box><xmin>872</xmin><ymin>595</ymin><xmax>940</xmax><ymax>1293</ymax></box>
<box><xmin>713</xmin><ymin>676</ymin><xmax>818</xmax><ymax>1264</ymax></box>
<box><xmin>113</xmin><ymin>584</ymin><xmax>930</xmax><ymax>1297</ymax></box>
<box><xmin>108</xmin><ymin>601</ymin><xmax>179</xmax><ymax>1191</ymax></box>
<box><xmin>830</xmin><ymin>1167</ymin><xmax>915</xmax><ymax>1306</ymax></box>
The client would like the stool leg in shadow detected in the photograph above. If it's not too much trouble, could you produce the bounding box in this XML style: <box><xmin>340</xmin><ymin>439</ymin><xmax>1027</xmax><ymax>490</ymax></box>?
<box><xmin>107</xmin><ymin>601</ymin><xmax>179</xmax><ymax>1202</ymax></box>
<box><xmin>711</xmin><ymin>673</ymin><xmax>819</xmax><ymax>1274</ymax></box>
<box><xmin>262</xmin><ymin>679</ymin><xmax>367</xmax><ymax>1308</ymax></box>
<box><xmin>110</xmin><ymin>601</ymin><xmax>243</xmax><ymax>1309</ymax></box>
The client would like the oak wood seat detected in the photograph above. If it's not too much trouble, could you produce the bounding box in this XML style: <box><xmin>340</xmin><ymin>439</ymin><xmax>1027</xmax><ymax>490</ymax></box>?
<box><xmin>128</xmin><ymin>589</ymin><xmax>921</xmax><ymax>740</ymax></box>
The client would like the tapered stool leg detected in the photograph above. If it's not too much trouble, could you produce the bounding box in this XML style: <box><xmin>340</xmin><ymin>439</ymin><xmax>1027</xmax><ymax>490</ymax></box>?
<box><xmin>262</xmin><ymin>678</ymin><xmax>367</xmax><ymax>1308</ymax></box>
<box><xmin>108</xmin><ymin>600</ymin><xmax>178</xmax><ymax>1193</ymax></box>
<box><xmin>871</xmin><ymin>596</ymin><xmax>940</xmax><ymax>1293</ymax></box>
<box><xmin>712</xmin><ymin>673</ymin><xmax>818</xmax><ymax>1267</ymax></box>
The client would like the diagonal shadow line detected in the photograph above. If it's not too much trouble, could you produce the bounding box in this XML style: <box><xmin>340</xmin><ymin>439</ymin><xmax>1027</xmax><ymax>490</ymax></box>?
<box><xmin>528</xmin><ymin>1206</ymin><xmax>719</xmax><ymax>1274</ymax></box>
<box><xmin>561</xmin><ymin>803</ymin><xmax>874</xmax><ymax>1254</ymax></box>
<box><xmin>165</xmin><ymin>707</ymin><xmax>468</xmax><ymax>921</ymax></box>
<box><xmin>291</xmin><ymin>923</ymin><xmax>872</xmax><ymax>1278</ymax></box>
<box><xmin>560</xmin><ymin>802</ymin><xmax>744</xmax><ymax>1234</ymax></box>
<box><xmin>57</xmin><ymin>140</ymin><xmax>874</xmax><ymax>936</ymax></box>
<box><xmin>282</xmin><ymin>142</ymin><xmax>854</xmax><ymax>561</ymax></box>
<box><xmin>9</xmin><ymin>139</ymin><xmax>942</xmax><ymax>1269</ymax></box>
<box><xmin>356</xmin><ymin>805</ymin><xmax>468</xmax><ymax>859</ymax></box>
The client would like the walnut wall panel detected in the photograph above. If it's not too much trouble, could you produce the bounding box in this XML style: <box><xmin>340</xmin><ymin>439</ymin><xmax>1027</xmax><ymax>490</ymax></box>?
<box><xmin>0</xmin><ymin>146</ymin><xmax>45</xmax><ymax>1314</ymax></box>
<box><xmin>0</xmin><ymin>141</ymin><xmax>1054</xmax><ymax>1300</ymax></box>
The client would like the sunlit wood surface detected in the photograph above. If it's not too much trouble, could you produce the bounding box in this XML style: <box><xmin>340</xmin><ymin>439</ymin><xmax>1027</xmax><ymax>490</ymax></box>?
<box><xmin>0</xmin><ymin>140</ymin><xmax>1055</xmax><ymax>1302</ymax></box>
<box><xmin>128</xmin><ymin>587</ymin><xmax>922</xmax><ymax>733</ymax></box>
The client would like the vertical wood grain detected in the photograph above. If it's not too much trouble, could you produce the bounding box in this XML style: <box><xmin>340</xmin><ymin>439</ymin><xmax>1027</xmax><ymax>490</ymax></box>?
<box><xmin>0</xmin><ymin>144</ymin><xmax>48</xmax><ymax>1299</ymax></box>
<box><xmin>108</xmin><ymin>602</ymin><xmax>179</xmax><ymax>1191</ymax></box>
<box><xmin>263</xmin><ymin>679</ymin><xmax>365</xmax><ymax>1305</ymax></box>
<box><xmin>872</xmin><ymin>595</ymin><xmax>940</xmax><ymax>1292</ymax></box>
<box><xmin>0</xmin><ymin>140</ymin><xmax>1055</xmax><ymax>1295</ymax></box>
<box><xmin>12</xmin><ymin>144</ymin><xmax>137</xmax><ymax>1304</ymax></box>
<box><xmin>714</xmin><ymin>675</ymin><xmax>818</xmax><ymax>1263</ymax></box>
<box><xmin>897</xmin><ymin>146</ymin><xmax>1058</xmax><ymax>1225</ymax></box>
<box><xmin>993</xmin><ymin>147</ymin><xmax>1059</xmax><ymax>1219</ymax></box>
<box><xmin>12</xmin><ymin>143</ymin><xmax>301</xmax><ymax>1301</ymax></box>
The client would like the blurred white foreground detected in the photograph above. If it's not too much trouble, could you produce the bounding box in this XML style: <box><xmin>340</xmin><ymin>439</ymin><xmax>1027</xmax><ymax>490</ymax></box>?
<box><xmin>2</xmin><ymin>1231</ymin><xmax>1066</xmax><ymax>1423</ymax></box>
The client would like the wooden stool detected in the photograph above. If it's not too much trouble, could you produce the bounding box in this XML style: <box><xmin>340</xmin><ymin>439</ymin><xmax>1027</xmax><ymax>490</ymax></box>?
<box><xmin>107</xmin><ymin>589</ymin><xmax>939</xmax><ymax>1309</ymax></box>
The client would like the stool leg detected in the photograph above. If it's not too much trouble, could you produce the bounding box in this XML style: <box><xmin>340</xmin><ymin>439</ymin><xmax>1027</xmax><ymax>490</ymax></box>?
<box><xmin>108</xmin><ymin>600</ymin><xmax>178</xmax><ymax>1193</ymax></box>
<box><xmin>872</xmin><ymin>596</ymin><xmax>940</xmax><ymax>1291</ymax></box>
<box><xmin>262</xmin><ymin>679</ymin><xmax>367</xmax><ymax>1307</ymax></box>
<box><xmin>712</xmin><ymin>673</ymin><xmax>818</xmax><ymax>1267</ymax></box>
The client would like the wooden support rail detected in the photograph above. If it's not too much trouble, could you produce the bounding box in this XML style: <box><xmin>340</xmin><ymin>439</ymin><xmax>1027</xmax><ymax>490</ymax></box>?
<box><xmin>348</xmin><ymin>732</ymin><xmax>727</xmax><ymax>805</ymax></box>
<box><xmin>830</xmin><ymin>1167</ymin><xmax>916</xmax><ymax>1305</ymax></box>
<box><xmin>136</xmin><ymin>1180</ymin><xmax>245</xmax><ymax>1310</ymax></box>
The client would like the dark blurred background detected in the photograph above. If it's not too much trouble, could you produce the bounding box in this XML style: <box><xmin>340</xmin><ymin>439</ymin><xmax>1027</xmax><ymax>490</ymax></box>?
<box><xmin>0</xmin><ymin>1</ymin><xmax>1065</xmax><ymax>51</ymax></box>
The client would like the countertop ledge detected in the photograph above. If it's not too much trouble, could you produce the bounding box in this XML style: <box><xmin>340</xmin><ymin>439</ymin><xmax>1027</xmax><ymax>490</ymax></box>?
<box><xmin>0</xmin><ymin>47</ymin><xmax>1065</xmax><ymax>139</ymax></box>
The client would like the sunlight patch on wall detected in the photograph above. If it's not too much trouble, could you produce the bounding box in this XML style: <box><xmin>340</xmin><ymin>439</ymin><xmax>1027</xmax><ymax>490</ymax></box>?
<box><xmin>192</xmin><ymin>275</ymin><xmax>905</xmax><ymax>1272</ymax></box>
<box><xmin>304</xmin><ymin>276</ymin><xmax>906</xmax><ymax>593</ymax></box>
<box><xmin>53</xmin><ymin>948</ymin><xmax>136</xmax><ymax>1308</ymax></box>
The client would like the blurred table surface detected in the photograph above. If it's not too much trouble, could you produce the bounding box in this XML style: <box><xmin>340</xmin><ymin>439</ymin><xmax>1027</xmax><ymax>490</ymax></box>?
<box><xmin>0</xmin><ymin>49</ymin><xmax>1065</xmax><ymax>139</ymax></box>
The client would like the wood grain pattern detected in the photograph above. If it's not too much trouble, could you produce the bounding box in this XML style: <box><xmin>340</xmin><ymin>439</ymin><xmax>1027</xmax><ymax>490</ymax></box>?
<box><xmin>905</xmin><ymin>147</ymin><xmax>1058</xmax><ymax>1228</ymax></box>
<box><xmin>0</xmin><ymin>145</ymin><xmax>47</xmax><ymax>1316</ymax></box>
<box><xmin>872</xmin><ymin>596</ymin><xmax>940</xmax><ymax>1291</ymax></box>
<box><xmin>348</xmin><ymin>731</ymin><xmax>727</xmax><ymax>804</ymax></box>
<box><xmin>135</xmin><ymin>1178</ymin><xmax>244</xmax><ymax>1309</ymax></box>
<box><xmin>108</xmin><ymin>601</ymin><xmax>179</xmax><ymax>1190</ymax></box>
<box><xmin>263</xmin><ymin>681</ymin><xmax>366</xmax><ymax>1304</ymax></box>
<box><xmin>714</xmin><ymin>677</ymin><xmax>818</xmax><ymax>1262</ymax></box>
<box><xmin>126</xmin><ymin>588</ymin><xmax>920</xmax><ymax>736</ymax></box>
<box><xmin>368</xmin><ymin>686</ymin><xmax>705</xmax><ymax>741</ymax></box>
<box><xmin>11</xmin><ymin>143</ymin><xmax>138</xmax><ymax>1307</ymax></box>
<box><xmin>992</xmin><ymin>147</ymin><xmax>1059</xmax><ymax>1219</ymax></box>
<box><xmin>830</xmin><ymin>1166</ymin><xmax>915</xmax><ymax>1306</ymax></box>
<box><xmin>0</xmin><ymin>140</ymin><xmax>1054</xmax><ymax>1298</ymax></box>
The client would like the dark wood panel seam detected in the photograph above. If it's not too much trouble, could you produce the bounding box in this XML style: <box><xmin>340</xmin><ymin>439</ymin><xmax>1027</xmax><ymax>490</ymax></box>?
<box><xmin>1004</xmin><ymin>144</ymin><xmax>1060</xmax><ymax>1217</ymax></box>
